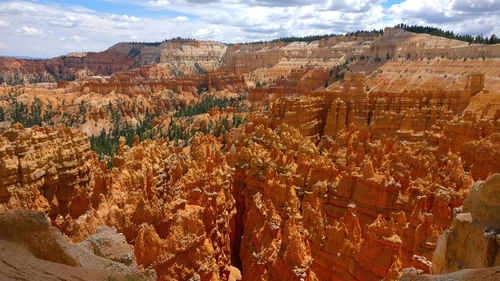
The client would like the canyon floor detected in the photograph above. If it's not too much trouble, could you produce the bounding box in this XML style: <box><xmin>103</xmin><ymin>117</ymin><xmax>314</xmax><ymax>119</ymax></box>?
<box><xmin>0</xmin><ymin>27</ymin><xmax>499</xmax><ymax>281</ymax></box>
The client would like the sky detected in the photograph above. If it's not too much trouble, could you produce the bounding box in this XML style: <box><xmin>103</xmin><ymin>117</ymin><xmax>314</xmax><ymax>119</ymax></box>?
<box><xmin>0</xmin><ymin>0</ymin><xmax>499</xmax><ymax>58</ymax></box>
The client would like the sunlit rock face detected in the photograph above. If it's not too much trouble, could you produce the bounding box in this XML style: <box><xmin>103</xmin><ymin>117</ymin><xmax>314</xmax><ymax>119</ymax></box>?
<box><xmin>0</xmin><ymin>126</ymin><xmax>235</xmax><ymax>281</ymax></box>
<box><xmin>399</xmin><ymin>173</ymin><xmax>500</xmax><ymax>281</ymax></box>
<box><xmin>432</xmin><ymin>174</ymin><xmax>500</xmax><ymax>274</ymax></box>
<box><xmin>0</xmin><ymin>40</ymin><xmax>228</xmax><ymax>83</ymax></box>
<box><xmin>0</xmin><ymin>124</ymin><xmax>95</xmax><ymax>216</ymax></box>
<box><xmin>230</xmin><ymin>123</ymin><xmax>479</xmax><ymax>281</ymax></box>
<box><xmin>0</xmin><ymin>210</ymin><xmax>156</xmax><ymax>281</ymax></box>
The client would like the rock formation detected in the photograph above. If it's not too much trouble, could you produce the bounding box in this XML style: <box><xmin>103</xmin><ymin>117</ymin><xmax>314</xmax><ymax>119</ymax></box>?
<box><xmin>0</xmin><ymin>125</ymin><xmax>236</xmax><ymax>281</ymax></box>
<box><xmin>231</xmin><ymin>124</ymin><xmax>477</xmax><ymax>281</ymax></box>
<box><xmin>0</xmin><ymin>124</ymin><xmax>95</xmax><ymax>216</ymax></box>
<box><xmin>400</xmin><ymin>266</ymin><xmax>500</xmax><ymax>281</ymax></box>
<box><xmin>0</xmin><ymin>40</ymin><xmax>227</xmax><ymax>84</ymax></box>
<box><xmin>69</xmin><ymin>133</ymin><xmax>236</xmax><ymax>281</ymax></box>
<box><xmin>432</xmin><ymin>174</ymin><xmax>500</xmax><ymax>274</ymax></box>
<box><xmin>400</xmin><ymin>173</ymin><xmax>500</xmax><ymax>280</ymax></box>
<box><xmin>371</xmin><ymin>28</ymin><xmax>500</xmax><ymax>60</ymax></box>
<box><xmin>0</xmin><ymin>209</ymin><xmax>155</xmax><ymax>281</ymax></box>
<box><xmin>77</xmin><ymin>69</ymin><xmax>247</xmax><ymax>96</ymax></box>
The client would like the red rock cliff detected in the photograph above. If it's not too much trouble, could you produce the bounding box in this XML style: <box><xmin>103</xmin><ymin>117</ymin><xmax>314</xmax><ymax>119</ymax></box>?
<box><xmin>0</xmin><ymin>125</ymin><xmax>236</xmax><ymax>281</ymax></box>
<box><xmin>231</xmin><ymin>124</ymin><xmax>476</xmax><ymax>281</ymax></box>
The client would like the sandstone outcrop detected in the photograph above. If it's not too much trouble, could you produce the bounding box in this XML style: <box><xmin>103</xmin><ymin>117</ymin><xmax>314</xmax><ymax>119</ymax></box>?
<box><xmin>371</xmin><ymin>28</ymin><xmax>500</xmax><ymax>60</ymax></box>
<box><xmin>111</xmin><ymin>40</ymin><xmax>227</xmax><ymax>74</ymax></box>
<box><xmin>251</xmin><ymin>96</ymin><xmax>328</xmax><ymax>138</ymax></box>
<box><xmin>248</xmin><ymin>68</ymin><xmax>331</xmax><ymax>108</ymax></box>
<box><xmin>251</xmin><ymin>64</ymin><xmax>498</xmax><ymax>137</ymax></box>
<box><xmin>0</xmin><ymin>47</ymin><xmax>136</xmax><ymax>84</ymax></box>
<box><xmin>399</xmin><ymin>173</ymin><xmax>500</xmax><ymax>281</ymax></box>
<box><xmin>400</xmin><ymin>266</ymin><xmax>500</xmax><ymax>281</ymax></box>
<box><xmin>0</xmin><ymin>124</ymin><xmax>95</xmax><ymax>216</ymax></box>
<box><xmin>250</xmin><ymin>65</ymin><xmax>499</xmax><ymax>184</ymax></box>
<box><xmin>235</xmin><ymin>35</ymin><xmax>500</xmax><ymax>279</ymax></box>
<box><xmin>2</xmin><ymin>30</ymin><xmax>499</xmax><ymax>140</ymax></box>
<box><xmin>3</xmin><ymin>27</ymin><xmax>498</xmax><ymax>86</ymax></box>
<box><xmin>0</xmin><ymin>210</ymin><xmax>155</xmax><ymax>281</ymax></box>
<box><xmin>77</xmin><ymin>69</ymin><xmax>246</xmax><ymax>96</ymax></box>
<box><xmin>431</xmin><ymin>174</ymin><xmax>500</xmax><ymax>274</ymax></box>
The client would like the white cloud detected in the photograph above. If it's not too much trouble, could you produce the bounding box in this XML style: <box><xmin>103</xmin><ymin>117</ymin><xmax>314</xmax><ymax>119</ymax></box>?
<box><xmin>60</xmin><ymin>35</ymin><xmax>89</xmax><ymax>43</ymax></box>
<box><xmin>16</xmin><ymin>26</ymin><xmax>44</xmax><ymax>37</ymax></box>
<box><xmin>452</xmin><ymin>0</ymin><xmax>500</xmax><ymax>12</ymax></box>
<box><xmin>2</xmin><ymin>1</ymin><xmax>39</xmax><ymax>14</ymax></box>
<box><xmin>147</xmin><ymin>0</ymin><xmax>170</xmax><ymax>8</ymax></box>
<box><xmin>0</xmin><ymin>20</ymin><xmax>10</xmax><ymax>28</ymax></box>
<box><xmin>109</xmin><ymin>14</ymin><xmax>141</xmax><ymax>23</ymax></box>
<box><xmin>114</xmin><ymin>22</ymin><xmax>132</xmax><ymax>29</ymax></box>
<box><xmin>325</xmin><ymin>0</ymin><xmax>384</xmax><ymax>12</ymax></box>
<box><xmin>195</xmin><ymin>25</ymin><xmax>221</xmax><ymax>38</ymax></box>
<box><xmin>244</xmin><ymin>0</ymin><xmax>316</xmax><ymax>7</ymax></box>
<box><xmin>49</xmin><ymin>15</ymin><xmax>82</xmax><ymax>27</ymax></box>
<box><xmin>173</xmin><ymin>16</ymin><xmax>188</xmax><ymax>21</ymax></box>
<box><xmin>388</xmin><ymin>0</ymin><xmax>499</xmax><ymax>35</ymax></box>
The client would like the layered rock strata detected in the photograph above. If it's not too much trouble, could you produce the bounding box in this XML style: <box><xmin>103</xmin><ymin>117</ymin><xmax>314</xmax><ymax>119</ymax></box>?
<box><xmin>254</xmin><ymin>71</ymin><xmax>490</xmax><ymax>139</ymax></box>
<box><xmin>251</xmin><ymin>69</ymin><xmax>499</xmax><ymax>182</ymax></box>
<box><xmin>0</xmin><ymin>40</ymin><xmax>227</xmax><ymax>83</ymax></box>
<box><xmin>0</xmin><ymin>27</ymin><xmax>499</xmax><ymax>281</ymax></box>
<box><xmin>75</xmin><ymin>69</ymin><xmax>247</xmax><ymax>96</ymax></box>
<box><xmin>371</xmin><ymin>28</ymin><xmax>500</xmax><ymax>60</ymax></box>
<box><xmin>400</xmin><ymin>266</ymin><xmax>500</xmax><ymax>281</ymax></box>
<box><xmin>0</xmin><ymin>124</ymin><xmax>95</xmax><ymax>216</ymax></box>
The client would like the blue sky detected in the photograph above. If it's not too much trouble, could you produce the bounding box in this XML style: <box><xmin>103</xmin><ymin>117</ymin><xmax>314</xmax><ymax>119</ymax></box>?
<box><xmin>40</xmin><ymin>0</ymin><xmax>403</xmax><ymax>17</ymax></box>
<box><xmin>0</xmin><ymin>0</ymin><xmax>498</xmax><ymax>57</ymax></box>
<box><xmin>382</xmin><ymin>0</ymin><xmax>403</xmax><ymax>8</ymax></box>
<box><xmin>39</xmin><ymin>0</ymin><xmax>197</xmax><ymax>18</ymax></box>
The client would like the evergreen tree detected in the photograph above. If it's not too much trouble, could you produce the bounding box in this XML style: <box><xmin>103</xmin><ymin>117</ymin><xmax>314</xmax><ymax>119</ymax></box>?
<box><xmin>395</xmin><ymin>23</ymin><xmax>499</xmax><ymax>44</ymax></box>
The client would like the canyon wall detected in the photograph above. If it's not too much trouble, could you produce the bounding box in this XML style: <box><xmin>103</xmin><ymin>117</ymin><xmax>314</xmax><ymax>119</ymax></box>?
<box><xmin>76</xmin><ymin>69</ymin><xmax>247</xmax><ymax>96</ymax></box>
<box><xmin>221</xmin><ymin>35</ymin><xmax>375</xmax><ymax>74</ymax></box>
<box><xmin>109</xmin><ymin>40</ymin><xmax>227</xmax><ymax>72</ymax></box>
<box><xmin>0</xmin><ymin>40</ymin><xmax>227</xmax><ymax>84</ymax></box>
<box><xmin>1</xmin><ymin>119</ymin><xmax>496</xmax><ymax>281</ymax></box>
<box><xmin>0</xmin><ymin>48</ymin><xmax>137</xmax><ymax>83</ymax></box>
<box><xmin>69</xmin><ymin>134</ymin><xmax>236</xmax><ymax>281</ymax></box>
<box><xmin>0</xmin><ymin>125</ymin><xmax>237</xmax><ymax>281</ymax></box>
<box><xmin>3</xmin><ymin>28</ymin><xmax>497</xmax><ymax>86</ymax></box>
<box><xmin>371</xmin><ymin>28</ymin><xmax>500</xmax><ymax>60</ymax></box>
<box><xmin>230</xmin><ymin>123</ymin><xmax>478</xmax><ymax>281</ymax></box>
<box><xmin>237</xmin><ymin>56</ymin><xmax>499</xmax><ymax>281</ymax></box>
